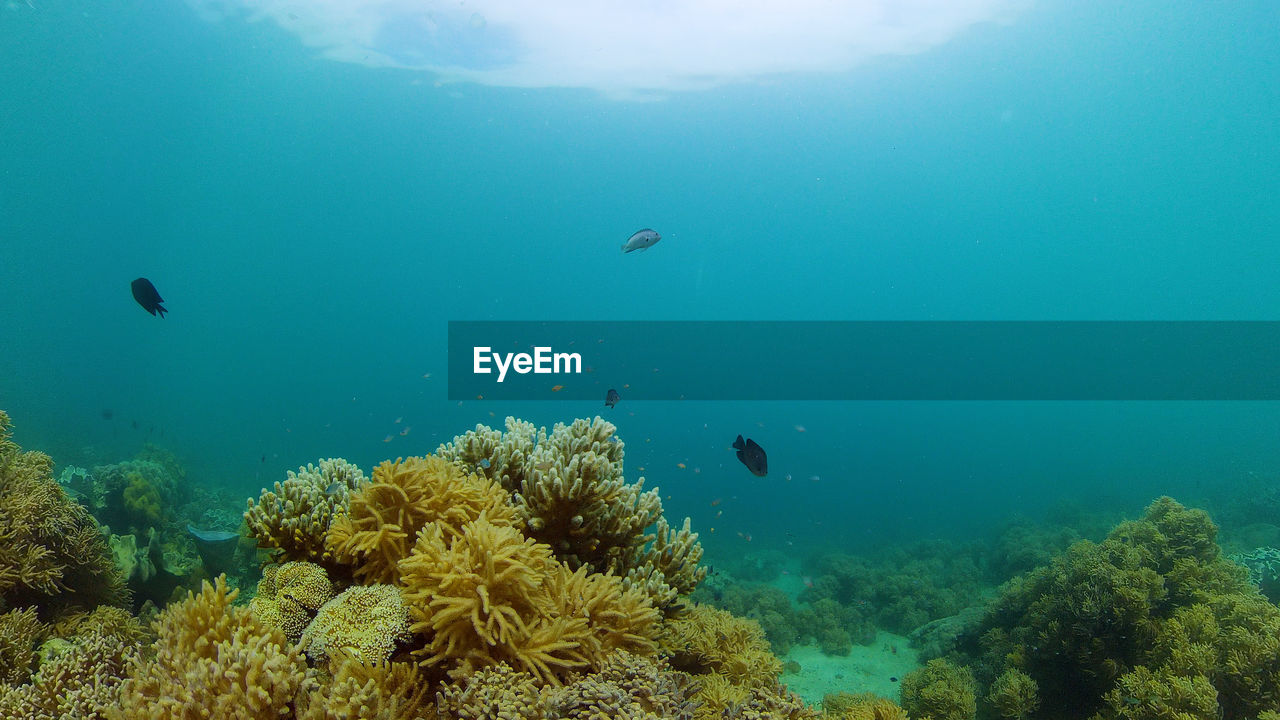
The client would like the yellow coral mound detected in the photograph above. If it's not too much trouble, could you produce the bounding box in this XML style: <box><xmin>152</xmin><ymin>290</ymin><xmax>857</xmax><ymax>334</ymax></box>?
<box><xmin>249</xmin><ymin>561</ymin><xmax>335</xmax><ymax>641</ymax></box>
<box><xmin>297</xmin><ymin>651</ymin><xmax>435</xmax><ymax>720</ymax></box>
<box><xmin>327</xmin><ymin>456</ymin><xmax>516</xmax><ymax>584</ymax></box>
<box><xmin>300</xmin><ymin>584</ymin><xmax>411</xmax><ymax>668</ymax></box>
<box><xmin>111</xmin><ymin>576</ymin><xmax>306</xmax><ymax>720</ymax></box>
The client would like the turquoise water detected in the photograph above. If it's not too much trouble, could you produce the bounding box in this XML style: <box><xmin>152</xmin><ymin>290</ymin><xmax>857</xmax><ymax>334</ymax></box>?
<box><xmin>2</xmin><ymin>0</ymin><xmax>1279</xmax><ymax>562</ymax></box>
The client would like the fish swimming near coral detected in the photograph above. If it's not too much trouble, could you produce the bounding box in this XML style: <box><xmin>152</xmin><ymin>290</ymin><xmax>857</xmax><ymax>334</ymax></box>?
<box><xmin>621</xmin><ymin>228</ymin><xmax>661</xmax><ymax>253</ymax></box>
<box><xmin>732</xmin><ymin>434</ymin><xmax>768</xmax><ymax>477</ymax></box>
<box><xmin>130</xmin><ymin>277</ymin><xmax>167</xmax><ymax>317</ymax></box>
<box><xmin>605</xmin><ymin>388</ymin><xmax>621</xmax><ymax>408</ymax></box>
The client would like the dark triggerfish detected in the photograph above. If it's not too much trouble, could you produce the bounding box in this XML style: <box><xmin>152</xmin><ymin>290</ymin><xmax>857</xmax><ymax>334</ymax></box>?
<box><xmin>733</xmin><ymin>435</ymin><xmax>768</xmax><ymax>477</ymax></box>
<box><xmin>605</xmin><ymin>388</ymin><xmax>621</xmax><ymax>408</ymax></box>
<box><xmin>131</xmin><ymin>278</ymin><xmax>167</xmax><ymax>317</ymax></box>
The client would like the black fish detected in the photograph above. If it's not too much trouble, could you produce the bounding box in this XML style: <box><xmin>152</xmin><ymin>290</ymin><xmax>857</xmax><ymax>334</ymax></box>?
<box><xmin>131</xmin><ymin>278</ymin><xmax>167</xmax><ymax>317</ymax></box>
<box><xmin>732</xmin><ymin>434</ymin><xmax>768</xmax><ymax>477</ymax></box>
<box><xmin>605</xmin><ymin>388</ymin><xmax>621</xmax><ymax>408</ymax></box>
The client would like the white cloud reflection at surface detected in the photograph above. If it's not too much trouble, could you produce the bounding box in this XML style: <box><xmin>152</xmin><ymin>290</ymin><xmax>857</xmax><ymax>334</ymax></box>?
<box><xmin>186</xmin><ymin>0</ymin><xmax>1025</xmax><ymax>97</ymax></box>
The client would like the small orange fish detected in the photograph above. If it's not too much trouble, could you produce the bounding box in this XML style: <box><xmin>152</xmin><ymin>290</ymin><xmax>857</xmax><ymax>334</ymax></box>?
<box><xmin>710</xmin><ymin>498</ymin><xmax>723</xmax><ymax>507</ymax></box>
<box><xmin>382</xmin><ymin>435</ymin><xmax>393</xmax><ymax>443</ymax></box>
<box><xmin>551</xmin><ymin>385</ymin><xmax>565</xmax><ymax>392</ymax></box>
<box><xmin>637</xmin><ymin>466</ymin><xmax>645</xmax><ymax>472</ymax></box>
<box><xmin>676</xmin><ymin>462</ymin><xmax>686</xmax><ymax>469</ymax></box>
<box><xmin>476</xmin><ymin>394</ymin><xmax>484</xmax><ymax>400</ymax></box>
<box><xmin>623</xmin><ymin>383</ymin><xmax>630</xmax><ymax>389</ymax></box>
<box><xmin>422</xmin><ymin>373</ymin><xmax>432</xmax><ymax>379</ymax></box>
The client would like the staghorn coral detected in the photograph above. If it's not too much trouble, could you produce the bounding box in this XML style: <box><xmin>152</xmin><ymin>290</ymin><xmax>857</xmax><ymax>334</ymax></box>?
<box><xmin>111</xmin><ymin>575</ymin><xmax>306</xmax><ymax>720</ymax></box>
<box><xmin>0</xmin><ymin>629</ymin><xmax>138</xmax><ymax>720</ymax></box>
<box><xmin>543</xmin><ymin>650</ymin><xmax>699</xmax><ymax>720</ymax></box>
<box><xmin>326</xmin><ymin>455</ymin><xmax>516</xmax><ymax>584</ymax></box>
<box><xmin>0</xmin><ymin>410</ymin><xmax>128</xmax><ymax>617</ymax></box>
<box><xmin>300</xmin><ymin>583</ymin><xmax>411</xmax><ymax>667</ymax></box>
<box><xmin>0</xmin><ymin>606</ymin><xmax>44</xmax><ymax>685</ymax></box>
<box><xmin>296</xmin><ymin>651</ymin><xmax>435</xmax><ymax>720</ymax></box>
<box><xmin>900</xmin><ymin>658</ymin><xmax>976</xmax><ymax>720</ymax></box>
<box><xmin>440</xmin><ymin>416</ymin><xmax>706</xmax><ymax>608</ymax></box>
<box><xmin>249</xmin><ymin>560</ymin><xmax>335</xmax><ymax>641</ymax></box>
<box><xmin>245</xmin><ymin>458</ymin><xmax>366</xmax><ymax>565</ymax></box>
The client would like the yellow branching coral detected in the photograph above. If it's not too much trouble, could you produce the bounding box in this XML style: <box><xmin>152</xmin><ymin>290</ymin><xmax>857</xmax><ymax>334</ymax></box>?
<box><xmin>48</xmin><ymin>605</ymin><xmax>148</xmax><ymax>646</ymax></box>
<box><xmin>300</xmin><ymin>584</ymin><xmax>411</xmax><ymax>667</ymax></box>
<box><xmin>112</xmin><ymin>575</ymin><xmax>306</xmax><ymax>720</ymax></box>
<box><xmin>399</xmin><ymin>518</ymin><xmax>563</xmax><ymax>677</ymax></box>
<box><xmin>436</xmin><ymin>662</ymin><xmax>545</xmax><ymax>719</ymax></box>
<box><xmin>297</xmin><ymin>651</ymin><xmax>435</xmax><ymax>720</ymax></box>
<box><xmin>543</xmin><ymin>650</ymin><xmax>699</xmax><ymax>720</ymax></box>
<box><xmin>327</xmin><ymin>456</ymin><xmax>516</xmax><ymax>584</ymax></box>
<box><xmin>249</xmin><ymin>561</ymin><xmax>335</xmax><ymax>641</ymax></box>
<box><xmin>245</xmin><ymin>458</ymin><xmax>366</xmax><ymax>565</ymax></box>
<box><xmin>0</xmin><ymin>606</ymin><xmax>44</xmax><ymax>685</ymax></box>
<box><xmin>661</xmin><ymin>604</ymin><xmax>782</xmax><ymax>689</ymax></box>
<box><xmin>1</xmin><ymin>629</ymin><xmax>138</xmax><ymax>720</ymax></box>
<box><xmin>440</xmin><ymin>417</ymin><xmax>707</xmax><ymax>608</ymax></box>
<box><xmin>0</xmin><ymin>410</ymin><xmax>128</xmax><ymax>617</ymax></box>
<box><xmin>544</xmin><ymin>563</ymin><xmax>660</xmax><ymax>665</ymax></box>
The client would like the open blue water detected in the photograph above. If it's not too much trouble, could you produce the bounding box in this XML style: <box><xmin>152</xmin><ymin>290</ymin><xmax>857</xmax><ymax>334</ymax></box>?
<box><xmin>2</xmin><ymin>0</ymin><xmax>1278</xmax><ymax>559</ymax></box>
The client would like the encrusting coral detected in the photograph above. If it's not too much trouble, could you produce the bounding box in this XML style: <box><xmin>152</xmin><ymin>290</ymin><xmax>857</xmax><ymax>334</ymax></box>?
<box><xmin>245</xmin><ymin>458</ymin><xmax>367</xmax><ymax>566</ymax></box>
<box><xmin>0</xmin><ymin>410</ymin><xmax>128</xmax><ymax>618</ymax></box>
<box><xmin>326</xmin><ymin>455</ymin><xmax>517</xmax><ymax>585</ymax></box>
<box><xmin>110</xmin><ymin>575</ymin><xmax>306</xmax><ymax>720</ymax></box>
<box><xmin>439</xmin><ymin>416</ymin><xmax>707</xmax><ymax>608</ymax></box>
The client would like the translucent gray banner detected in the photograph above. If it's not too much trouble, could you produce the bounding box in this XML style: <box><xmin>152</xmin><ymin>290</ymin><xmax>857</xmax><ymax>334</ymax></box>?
<box><xmin>448</xmin><ymin>321</ymin><xmax>1280</xmax><ymax>401</ymax></box>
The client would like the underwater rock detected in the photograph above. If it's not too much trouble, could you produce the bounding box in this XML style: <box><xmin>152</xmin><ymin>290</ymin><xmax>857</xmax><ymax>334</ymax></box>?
<box><xmin>186</xmin><ymin>524</ymin><xmax>241</xmax><ymax>576</ymax></box>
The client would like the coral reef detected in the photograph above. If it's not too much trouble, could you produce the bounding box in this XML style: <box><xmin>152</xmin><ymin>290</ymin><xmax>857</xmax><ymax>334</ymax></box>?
<box><xmin>439</xmin><ymin>416</ymin><xmax>706</xmax><ymax>608</ymax></box>
<box><xmin>0</xmin><ymin>606</ymin><xmax>43</xmax><ymax>685</ymax></box>
<box><xmin>326</xmin><ymin>455</ymin><xmax>516</xmax><ymax>584</ymax></box>
<box><xmin>1229</xmin><ymin>546</ymin><xmax>1280</xmax><ymax>602</ymax></box>
<box><xmin>986</xmin><ymin>668</ymin><xmax>1038</xmax><ymax>719</ymax></box>
<box><xmin>0</xmin><ymin>628</ymin><xmax>138</xmax><ymax>720</ymax></box>
<box><xmin>961</xmin><ymin>496</ymin><xmax>1280</xmax><ymax>720</ymax></box>
<box><xmin>899</xmin><ymin>658</ymin><xmax>977</xmax><ymax>720</ymax></box>
<box><xmin>822</xmin><ymin>692</ymin><xmax>910</xmax><ymax>720</ymax></box>
<box><xmin>296</xmin><ymin>651</ymin><xmax>434</xmax><ymax>720</ymax></box>
<box><xmin>542</xmin><ymin>650</ymin><xmax>699</xmax><ymax>720</ymax></box>
<box><xmin>245</xmin><ymin>458</ymin><xmax>367</xmax><ymax>566</ymax></box>
<box><xmin>111</xmin><ymin>576</ymin><xmax>306</xmax><ymax>719</ymax></box>
<box><xmin>249</xmin><ymin>561</ymin><xmax>335</xmax><ymax>641</ymax></box>
<box><xmin>0</xmin><ymin>410</ymin><xmax>128</xmax><ymax>617</ymax></box>
<box><xmin>299</xmin><ymin>583</ymin><xmax>410</xmax><ymax>667</ymax></box>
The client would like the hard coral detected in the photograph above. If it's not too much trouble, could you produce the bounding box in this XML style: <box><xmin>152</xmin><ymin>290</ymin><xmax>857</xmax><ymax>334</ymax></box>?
<box><xmin>0</xmin><ymin>410</ymin><xmax>128</xmax><ymax>617</ymax></box>
<box><xmin>0</xmin><ymin>606</ymin><xmax>44</xmax><ymax>684</ymax></box>
<box><xmin>544</xmin><ymin>650</ymin><xmax>699</xmax><ymax>720</ymax></box>
<box><xmin>326</xmin><ymin>455</ymin><xmax>516</xmax><ymax>584</ymax></box>
<box><xmin>1</xmin><ymin>629</ymin><xmax>138</xmax><ymax>720</ymax></box>
<box><xmin>111</xmin><ymin>575</ymin><xmax>306</xmax><ymax>720</ymax></box>
<box><xmin>823</xmin><ymin>692</ymin><xmax>910</xmax><ymax>720</ymax></box>
<box><xmin>440</xmin><ymin>416</ymin><xmax>707</xmax><ymax>608</ymax></box>
<box><xmin>121</xmin><ymin>473</ymin><xmax>165</xmax><ymax>527</ymax></box>
<box><xmin>245</xmin><ymin>458</ymin><xmax>366</xmax><ymax>565</ymax></box>
<box><xmin>296</xmin><ymin>651</ymin><xmax>434</xmax><ymax>720</ymax></box>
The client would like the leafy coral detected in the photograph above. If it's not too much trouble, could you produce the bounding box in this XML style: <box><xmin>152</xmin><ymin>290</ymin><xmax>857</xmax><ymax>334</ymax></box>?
<box><xmin>899</xmin><ymin>658</ymin><xmax>977</xmax><ymax>720</ymax></box>
<box><xmin>0</xmin><ymin>410</ymin><xmax>128</xmax><ymax>617</ymax></box>
<box><xmin>110</xmin><ymin>575</ymin><xmax>306</xmax><ymax>719</ymax></box>
<box><xmin>299</xmin><ymin>583</ymin><xmax>411</xmax><ymax>668</ymax></box>
<box><xmin>326</xmin><ymin>455</ymin><xmax>516</xmax><ymax>584</ymax></box>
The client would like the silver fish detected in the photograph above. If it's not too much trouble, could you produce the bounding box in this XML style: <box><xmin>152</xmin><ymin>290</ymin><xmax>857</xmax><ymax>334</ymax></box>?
<box><xmin>621</xmin><ymin>228</ymin><xmax>661</xmax><ymax>253</ymax></box>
